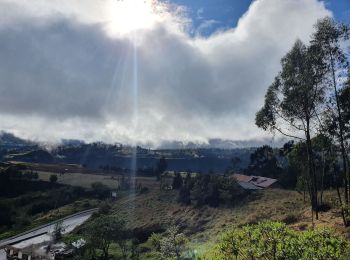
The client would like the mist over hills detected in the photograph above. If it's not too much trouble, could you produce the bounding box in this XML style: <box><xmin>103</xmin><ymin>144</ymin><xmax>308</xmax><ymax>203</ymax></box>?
<box><xmin>0</xmin><ymin>131</ymin><xmax>288</xmax><ymax>150</ymax></box>
<box><xmin>0</xmin><ymin>131</ymin><xmax>290</xmax><ymax>173</ymax></box>
<box><xmin>157</xmin><ymin>137</ymin><xmax>288</xmax><ymax>149</ymax></box>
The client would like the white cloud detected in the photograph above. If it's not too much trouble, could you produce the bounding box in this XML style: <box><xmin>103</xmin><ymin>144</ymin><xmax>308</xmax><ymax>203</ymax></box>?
<box><xmin>0</xmin><ymin>0</ymin><xmax>331</xmax><ymax>146</ymax></box>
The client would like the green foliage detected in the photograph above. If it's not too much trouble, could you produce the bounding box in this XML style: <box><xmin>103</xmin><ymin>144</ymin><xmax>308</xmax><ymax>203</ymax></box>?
<box><xmin>229</xmin><ymin>157</ymin><xmax>242</xmax><ymax>172</ymax></box>
<box><xmin>53</xmin><ymin>220</ymin><xmax>64</xmax><ymax>241</ymax></box>
<box><xmin>246</xmin><ymin>145</ymin><xmax>282</xmax><ymax>178</ymax></box>
<box><xmin>0</xmin><ymin>201</ymin><xmax>13</xmax><ymax>228</ymax></box>
<box><xmin>190</xmin><ymin>174</ymin><xmax>245</xmax><ymax>207</ymax></box>
<box><xmin>173</xmin><ymin>172</ymin><xmax>183</xmax><ymax>190</ymax></box>
<box><xmin>178</xmin><ymin>185</ymin><xmax>191</xmax><ymax>205</ymax></box>
<box><xmin>83</xmin><ymin>215</ymin><xmax>127</xmax><ymax>259</ymax></box>
<box><xmin>150</xmin><ymin>226</ymin><xmax>188</xmax><ymax>260</ymax></box>
<box><xmin>203</xmin><ymin>221</ymin><xmax>349</xmax><ymax>260</ymax></box>
<box><xmin>50</xmin><ymin>174</ymin><xmax>58</xmax><ymax>183</ymax></box>
<box><xmin>98</xmin><ymin>201</ymin><xmax>112</xmax><ymax>214</ymax></box>
<box><xmin>150</xmin><ymin>232</ymin><xmax>162</xmax><ymax>251</ymax></box>
<box><xmin>91</xmin><ymin>181</ymin><xmax>110</xmax><ymax>199</ymax></box>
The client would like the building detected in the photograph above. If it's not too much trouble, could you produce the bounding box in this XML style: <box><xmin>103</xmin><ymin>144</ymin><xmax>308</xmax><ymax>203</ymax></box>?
<box><xmin>1</xmin><ymin>245</ymin><xmax>46</xmax><ymax>260</ymax></box>
<box><xmin>231</xmin><ymin>173</ymin><xmax>278</xmax><ymax>190</ymax></box>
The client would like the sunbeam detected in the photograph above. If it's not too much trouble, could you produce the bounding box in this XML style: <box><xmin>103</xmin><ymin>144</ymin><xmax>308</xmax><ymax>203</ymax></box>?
<box><xmin>131</xmin><ymin>33</ymin><xmax>139</xmax><ymax>181</ymax></box>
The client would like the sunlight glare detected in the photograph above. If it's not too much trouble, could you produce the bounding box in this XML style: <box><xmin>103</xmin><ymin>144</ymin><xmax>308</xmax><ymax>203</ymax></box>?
<box><xmin>107</xmin><ymin>0</ymin><xmax>162</xmax><ymax>35</ymax></box>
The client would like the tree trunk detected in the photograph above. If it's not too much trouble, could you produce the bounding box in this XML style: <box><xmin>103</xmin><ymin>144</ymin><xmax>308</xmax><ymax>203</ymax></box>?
<box><xmin>320</xmin><ymin>151</ymin><xmax>326</xmax><ymax>205</ymax></box>
<box><xmin>330</xmin><ymin>51</ymin><xmax>349</xmax><ymax>225</ymax></box>
<box><xmin>305</xmin><ymin>122</ymin><xmax>318</xmax><ymax>220</ymax></box>
<box><xmin>334</xmin><ymin>164</ymin><xmax>348</xmax><ymax>226</ymax></box>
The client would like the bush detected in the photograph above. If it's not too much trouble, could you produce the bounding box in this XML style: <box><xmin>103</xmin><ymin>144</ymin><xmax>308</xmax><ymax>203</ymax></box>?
<box><xmin>98</xmin><ymin>202</ymin><xmax>112</xmax><ymax>214</ymax></box>
<box><xmin>172</xmin><ymin>173</ymin><xmax>183</xmax><ymax>190</ymax></box>
<box><xmin>29</xmin><ymin>201</ymin><xmax>53</xmax><ymax>215</ymax></box>
<box><xmin>149</xmin><ymin>226</ymin><xmax>188</xmax><ymax>260</ymax></box>
<box><xmin>0</xmin><ymin>202</ymin><xmax>13</xmax><ymax>228</ymax></box>
<box><xmin>203</xmin><ymin>221</ymin><xmax>349</xmax><ymax>260</ymax></box>
<box><xmin>50</xmin><ymin>174</ymin><xmax>58</xmax><ymax>183</ymax></box>
<box><xmin>83</xmin><ymin>215</ymin><xmax>127</xmax><ymax>259</ymax></box>
<box><xmin>140</xmin><ymin>186</ymin><xmax>149</xmax><ymax>194</ymax></box>
<box><xmin>178</xmin><ymin>186</ymin><xmax>191</xmax><ymax>205</ymax></box>
<box><xmin>91</xmin><ymin>182</ymin><xmax>110</xmax><ymax>199</ymax></box>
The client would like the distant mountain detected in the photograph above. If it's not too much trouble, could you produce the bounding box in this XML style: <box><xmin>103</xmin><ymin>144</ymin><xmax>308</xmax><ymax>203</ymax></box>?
<box><xmin>61</xmin><ymin>139</ymin><xmax>85</xmax><ymax>146</ymax></box>
<box><xmin>0</xmin><ymin>132</ymin><xmax>291</xmax><ymax>173</ymax></box>
<box><xmin>5</xmin><ymin>149</ymin><xmax>55</xmax><ymax>164</ymax></box>
<box><xmin>157</xmin><ymin>137</ymin><xmax>289</xmax><ymax>149</ymax></box>
<box><xmin>0</xmin><ymin>131</ymin><xmax>36</xmax><ymax>149</ymax></box>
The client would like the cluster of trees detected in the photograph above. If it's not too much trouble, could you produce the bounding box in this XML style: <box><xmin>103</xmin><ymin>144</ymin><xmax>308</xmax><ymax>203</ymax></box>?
<box><xmin>76</xmin><ymin>215</ymin><xmax>189</xmax><ymax>260</ymax></box>
<box><xmin>0</xmin><ymin>166</ymin><xmax>59</xmax><ymax>197</ymax></box>
<box><xmin>204</xmin><ymin>221</ymin><xmax>349</xmax><ymax>259</ymax></box>
<box><xmin>256</xmin><ymin>17</ymin><xmax>350</xmax><ymax>225</ymax></box>
<box><xmin>81</xmin><ymin>215</ymin><xmax>129</xmax><ymax>260</ymax></box>
<box><xmin>245</xmin><ymin>145</ymin><xmax>282</xmax><ymax>179</ymax></box>
<box><xmin>170</xmin><ymin>172</ymin><xmax>246</xmax><ymax>207</ymax></box>
<box><xmin>0</xmin><ymin>166</ymin><xmax>38</xmax><ymax>181</ymax></box>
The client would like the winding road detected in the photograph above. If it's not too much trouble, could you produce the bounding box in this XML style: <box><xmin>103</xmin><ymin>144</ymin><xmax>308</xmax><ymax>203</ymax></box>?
<box><xmin>0</xmin><ymin>208</ymin><xmax>97</xmax><ymax>259</ymax></box>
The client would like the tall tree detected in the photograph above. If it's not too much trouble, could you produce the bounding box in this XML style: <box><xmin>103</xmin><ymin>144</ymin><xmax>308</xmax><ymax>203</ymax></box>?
<box><xmin>247</xmin><ymin>145</ymin><xmax>281</xmax><ymax>178</ymax></box>
<box><xmin>256</xmin><ymin>39</ymin><xmax>327</xmax><ymax>220</ymax></box>
<box><xmin>156</xmin><ymin>156</ymin><xmax>167</xmax><ymax>181</ymax></box>
<box><xmin>311</xmin><ymin>17</ymin><xmax>350</xmax><ymax>225</ymax></box>
<box><xmin>84</xmin><ymin>215</ymin><xmax>127</xmax><ymax>260</ymax></box>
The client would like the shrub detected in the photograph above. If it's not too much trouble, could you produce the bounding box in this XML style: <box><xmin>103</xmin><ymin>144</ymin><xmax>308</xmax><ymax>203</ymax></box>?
<box><xmin>140</xmin><ymin>186</ymin><xmax>149</xmax><ymax>194</ymax></box>
<box><xmin>203</xmin><ymin>221</ymin><xmax>349</xmax><ymax>260</ymax></box>
<box><xmin>50</xmin><ymin>174</ymin><xmax>58</xmax><ymax>183</ymax></box>
<box><xmin>91</xmin><ymin>182</ymin><xmax>110</xmax><ymax>199</ymax></box>
<box><xmin>172</xmin><ymin>172</ymin><xmax>183</xmax><ymax>190</ymax></box>
<box><xmin>178</xmin><ymin>186</ymin><xmax>191</xmax><ymax>205</ymax></box>
<box><xmin>98</xmin><ymin>202</ymin><xmax>112</xmax><ymax>214</ymax></box>
<box><xmin>83</xmin><ymin>215</ymin><xmax>127</xmax><ymax>259</ymax></box>
<box><xmin>29</xmin><ymin>201</ymin><xmax>53</xmax><ymax>215</ymax></box>
<box><xmin>0</xmin><ymin>202</ymin><xmax>13</xmax><ymax>228</ymax></box>
<box><xmin>149</xmin><ymin>226</ymin><xmax>188</xmax><ymax>260</ymax></box>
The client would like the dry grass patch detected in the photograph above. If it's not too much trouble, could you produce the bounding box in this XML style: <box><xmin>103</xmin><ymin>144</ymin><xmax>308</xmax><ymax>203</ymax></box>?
<box><xmin>108</xmin><ymin>188</ymin><xmax>350</xmax><ymax>248</ymax></box>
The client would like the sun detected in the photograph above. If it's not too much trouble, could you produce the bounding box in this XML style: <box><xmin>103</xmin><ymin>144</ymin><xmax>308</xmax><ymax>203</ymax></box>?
<box><xmin>106</xmin><ymin>0</ymin><xmax>162</xmax><ymax>35</ymax></box>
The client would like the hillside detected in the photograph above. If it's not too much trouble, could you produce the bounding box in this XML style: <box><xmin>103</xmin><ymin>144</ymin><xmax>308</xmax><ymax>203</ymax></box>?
<box><xmin>97</xmin><ymin>188</ymin><xmax>349</xmax><ymax>257</ymax></box>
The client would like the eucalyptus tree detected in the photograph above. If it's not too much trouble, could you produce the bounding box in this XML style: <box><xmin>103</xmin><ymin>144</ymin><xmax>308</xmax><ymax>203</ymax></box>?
<box><xmin>84</xmin><ymin>215</ymin><xmax>127</xmax><ymax>260</ymax></box>
<box><xmin>310</xmin><ymin>17</ymin><xmax>350</xmax><ymax>225</ymax></box>
<box><xmin>256</xmin><ymin>39</ymin><xmax>327</xmax><ymax>220</ymax></box>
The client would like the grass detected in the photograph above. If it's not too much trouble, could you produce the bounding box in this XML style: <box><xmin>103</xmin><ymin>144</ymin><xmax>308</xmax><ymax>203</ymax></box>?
<box><xmin>37</xmin><ymin>171</ymin><xmax>159</xmax><ymax>190</ymax></box>
<box><xmin>98</xmin><ymin>187</ymin><xmax>350</xmax><ymax>258</ymax></box>
<box><xmin>38</xmin><ymin>171</ymin><xmax>120</xmax><ymax>189</ymax></box>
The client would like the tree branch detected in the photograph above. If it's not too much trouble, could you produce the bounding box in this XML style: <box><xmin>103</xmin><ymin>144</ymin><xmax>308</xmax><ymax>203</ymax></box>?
<box><xmin>272</xmin><ymin>126</ymin><xmax>306</xmax><ymax>141</ymax></box>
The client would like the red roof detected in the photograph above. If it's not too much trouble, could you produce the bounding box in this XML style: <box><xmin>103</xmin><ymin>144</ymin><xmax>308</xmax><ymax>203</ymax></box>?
<box><xmin>232</xmin><ymin>173</ymin><xmax>253</xmax><ymax>182</ymax></box>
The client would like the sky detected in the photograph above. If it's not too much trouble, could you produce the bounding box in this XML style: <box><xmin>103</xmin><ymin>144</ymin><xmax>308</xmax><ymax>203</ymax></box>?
<box><xmin>0</xmin><ymin>0</ymin><xmax>348</xmax><ymax>147</ymax></box>
<box><xmin>171</xmin><ymin>0</ymin><xmax>349</xmax><ymax>36</ymax></box>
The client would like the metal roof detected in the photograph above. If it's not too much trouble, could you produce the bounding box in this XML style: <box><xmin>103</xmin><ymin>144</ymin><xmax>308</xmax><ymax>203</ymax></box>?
<box><xmin>237</xmin><ymin>181</ymin><xmax>262</xmax><ymax>190</ymax></box>
<box><xmin>232</xmin><ymin>173</ymin><xmax>277</xmax><ymax>189</ymax></box>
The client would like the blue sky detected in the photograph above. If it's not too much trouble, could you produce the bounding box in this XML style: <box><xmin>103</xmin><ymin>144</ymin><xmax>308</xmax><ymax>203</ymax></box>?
<box><xmin>170</xmin><ymin>0</ymin><xmax>350</xmax><ymax>36</ymax></box>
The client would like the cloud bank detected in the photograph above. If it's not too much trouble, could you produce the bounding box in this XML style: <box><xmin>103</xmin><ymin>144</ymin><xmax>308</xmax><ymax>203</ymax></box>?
<box><xmin>0</xmin><ymin>0</ymin><xmax>331</xmax><ymax>146</ymax></box>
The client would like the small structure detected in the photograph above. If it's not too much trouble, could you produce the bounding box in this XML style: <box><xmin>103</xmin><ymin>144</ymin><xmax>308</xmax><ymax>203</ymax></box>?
<box><xmin>2</xmin><ymin>244</ymin><xmax>53</xmax><ymax>260</ymax></box>
<box><xmin>2</xmin><ymin>239</ymin><xmax>86</xmax><ymax>260</ymax></box>
<box><xmin>231</xmin><ymin>173</ymin><xmax>278</xmax><ymax>190</ymax></box>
